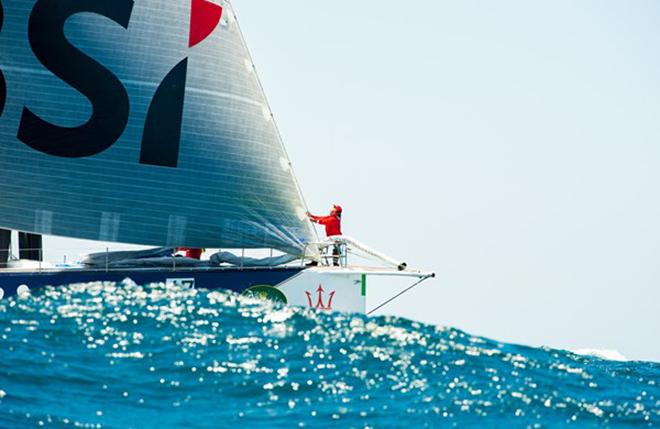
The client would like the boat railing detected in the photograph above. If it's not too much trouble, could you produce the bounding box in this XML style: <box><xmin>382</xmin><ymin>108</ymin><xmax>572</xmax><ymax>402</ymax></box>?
<box><xmin>4</xmin><ymin>246</ymin><xmax>307</xmax><ymax>273</ymax></box>
<box><xmin>7</xmin><ymin>238</ymin><xmax>405</xmax><ymax>273</ymax></box>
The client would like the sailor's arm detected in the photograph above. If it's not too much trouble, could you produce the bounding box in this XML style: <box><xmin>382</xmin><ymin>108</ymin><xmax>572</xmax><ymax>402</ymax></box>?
<box><xmin>315</xmin><ymin>216</ymin><xmax>334</xmax><ymax>225</ymax></box>
<box><xmin>306</xmin><ymin>212</ymin><xmax>321</xmax><ymax>223</ymax></box>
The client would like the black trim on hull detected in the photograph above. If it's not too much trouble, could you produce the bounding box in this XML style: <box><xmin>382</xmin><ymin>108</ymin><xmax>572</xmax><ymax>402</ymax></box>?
<box><xmin>0</xmin><ymin>266</ymin><xmax>305</xmax><ymax>298</ymax></box>
<box><xmin>19</xmin><ymin>232</ymin><xmax>42</xmax><ymax>261</ymax></box>
<box><xmin>0</xmin><ymin>229</ymin><xmax>9</xmax><ymax>268</ymax></box>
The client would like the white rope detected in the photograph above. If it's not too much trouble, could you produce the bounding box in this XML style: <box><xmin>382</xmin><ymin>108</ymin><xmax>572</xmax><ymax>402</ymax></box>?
<box><xmin>319</xmin><ymin>236</ymin><xmax>407</xmax><ymax>270</ymax></box>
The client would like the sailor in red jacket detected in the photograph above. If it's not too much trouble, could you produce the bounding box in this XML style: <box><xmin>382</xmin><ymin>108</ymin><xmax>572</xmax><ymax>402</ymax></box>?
<box><xmin>307</xmin><ymin>205</ymin><xmax>343</xmax><ymax>265</ymax></box>
<box><xmin>177</xmin><ymin>247</ymin><xmax>203</xmax><ymax>260</ymax></box>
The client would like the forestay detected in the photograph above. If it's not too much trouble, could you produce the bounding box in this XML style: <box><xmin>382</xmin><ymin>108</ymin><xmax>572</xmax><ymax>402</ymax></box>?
<box><xmin>0</xmin><ymin>0</ymin><xmax>316</xmax><ymax>254</ymax></box>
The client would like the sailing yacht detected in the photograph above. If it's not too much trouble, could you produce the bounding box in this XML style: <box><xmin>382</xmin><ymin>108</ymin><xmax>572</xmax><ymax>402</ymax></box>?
<box><xmin>0</xmin><ymin>0</ymin><xmax>432</xmax><ymax>312</ymax></box>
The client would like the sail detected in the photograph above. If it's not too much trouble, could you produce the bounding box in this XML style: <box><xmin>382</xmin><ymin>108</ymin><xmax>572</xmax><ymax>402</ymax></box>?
<box><xmin>0</xmin><ymin>0</ymin><xmax>317</xmax><ymax>254</ymax></box>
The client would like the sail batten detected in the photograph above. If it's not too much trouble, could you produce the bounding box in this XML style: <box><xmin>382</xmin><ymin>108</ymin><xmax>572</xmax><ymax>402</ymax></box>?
<box><xmin>0</xmin><ymin>0</ymin><xmax>316</xmax><ymax>254</ymax></box>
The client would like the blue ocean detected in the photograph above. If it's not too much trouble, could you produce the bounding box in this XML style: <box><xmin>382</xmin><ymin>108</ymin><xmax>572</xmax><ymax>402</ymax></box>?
<box><xmin>0</xmin><ymin>280</ymin><xmax>657</xmax><ymax>428</ymax></box>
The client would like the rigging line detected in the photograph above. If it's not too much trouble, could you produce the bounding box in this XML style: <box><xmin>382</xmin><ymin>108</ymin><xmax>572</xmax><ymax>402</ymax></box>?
<box><xmin>367</xmin><ymin>276</ymin><xmax>433</xmax><ymax>316</ymax></box>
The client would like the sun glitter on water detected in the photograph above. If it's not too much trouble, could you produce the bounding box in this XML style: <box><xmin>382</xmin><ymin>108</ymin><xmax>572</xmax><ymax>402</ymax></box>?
<box><xmin>0</xmin><ymin>280</ymin><xmax>658</xmax><ymax>428</ymax></box>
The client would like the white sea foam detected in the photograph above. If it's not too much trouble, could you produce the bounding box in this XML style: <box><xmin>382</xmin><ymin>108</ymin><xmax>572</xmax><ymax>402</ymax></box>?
<box><xmin>572</xmin><ymin>349</ymin><xmax>628</xmax><ymax>362</ymax></box>
<box><xmin>263</xmin><ymin>308</ymin><xmax>293</xmax><ymax>323</ymax></box>
<box><xmin>106</xmin><ymin>352</ymin><xmax>145</xmax><ymax>359</ymax></box>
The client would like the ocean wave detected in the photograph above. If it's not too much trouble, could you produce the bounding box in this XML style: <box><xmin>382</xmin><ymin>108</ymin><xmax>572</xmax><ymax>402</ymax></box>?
<box><xmin>571</xmin><ymin>349</ymin><xmax>628</xmax><ymax>362</ymax></box>
<box><xmin>0</xmin><ymin>281</ymin><xmax>657</xmax><ymax>428</ymax></box>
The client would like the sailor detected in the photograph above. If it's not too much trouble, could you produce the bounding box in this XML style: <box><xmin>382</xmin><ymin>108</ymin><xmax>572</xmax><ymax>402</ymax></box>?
<box><xmin>307</xmin><ymin>205</ymin><xmax>343</xmax><ymax>266</ymax></box>
<box><xmin>177</xmin><ymin>247</ymin><xmax>203</xmax><ymax>260</ymax></box>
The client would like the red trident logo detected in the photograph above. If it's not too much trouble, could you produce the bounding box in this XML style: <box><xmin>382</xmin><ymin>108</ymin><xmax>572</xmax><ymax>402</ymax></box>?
<box><xmin>306</xmin><ymin>285</ymin><xmax>336</xmax><ymax>310</ymax></box>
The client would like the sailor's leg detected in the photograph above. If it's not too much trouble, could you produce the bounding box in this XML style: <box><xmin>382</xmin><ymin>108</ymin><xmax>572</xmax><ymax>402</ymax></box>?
<box><xmin>332</xmin><ymin>244</ymin><xmax>341</xmax><ymax>266</ymax></box>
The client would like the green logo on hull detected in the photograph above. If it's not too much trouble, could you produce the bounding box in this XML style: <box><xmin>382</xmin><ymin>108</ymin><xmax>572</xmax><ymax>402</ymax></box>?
<box><xmin>242</xmin><ymin>285</ymin><xmax>288</xmax><ymax>304</ymax></box>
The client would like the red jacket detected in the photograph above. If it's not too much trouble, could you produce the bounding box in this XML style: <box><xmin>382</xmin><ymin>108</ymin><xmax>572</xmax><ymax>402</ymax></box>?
<box><xmin>178</xmin><ymin>247</ymin><xmax>203</xmax><ymax>260</ymax></box>
<box><xmin>309</xmin><ymin>213</ymin><xmax>342</xmax><ymax>237</ymax></box>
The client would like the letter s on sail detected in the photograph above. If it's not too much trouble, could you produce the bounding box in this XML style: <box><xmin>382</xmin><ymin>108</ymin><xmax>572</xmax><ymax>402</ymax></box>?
<box><xmin>17</xmin><ymin>0</ymin><xmax>134</xmax><ymax>158</ymax></box>
<box><xmin>0</xmin><ymin>0</ymin><xmax>6</xmax><ymax>117</ymax></box>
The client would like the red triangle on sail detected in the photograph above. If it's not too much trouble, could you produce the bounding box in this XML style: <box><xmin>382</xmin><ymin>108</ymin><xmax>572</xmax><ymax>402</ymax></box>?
<box><xmin>189</xmin><ymin>0</ymin><xmax>223</xmax><ymax>48</ymax></box>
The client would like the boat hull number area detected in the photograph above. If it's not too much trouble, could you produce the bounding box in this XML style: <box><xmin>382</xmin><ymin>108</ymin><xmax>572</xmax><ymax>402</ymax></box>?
<box><xmin>166</xmin><ymin>278</ymin><xmax>195</xmax><ymax>289</ymax></box>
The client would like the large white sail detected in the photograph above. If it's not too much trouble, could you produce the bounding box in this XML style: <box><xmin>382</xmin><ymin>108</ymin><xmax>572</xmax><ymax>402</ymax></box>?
<box><xmin>0</xmin><ymin>0</ymin><xmax>316</xmax><ymax>254</ymax></box>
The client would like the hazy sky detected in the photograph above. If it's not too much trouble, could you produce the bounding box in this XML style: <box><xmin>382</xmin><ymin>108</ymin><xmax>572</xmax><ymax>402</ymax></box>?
<box><xmin>46</xmin><ymin>0</ymin><xmax>660</xmax><ymax>361</ymax></box>
<box><xmin>234</xmin><ymin>0</ymin><xmax>660</xmax><ymax>361</ymax></box>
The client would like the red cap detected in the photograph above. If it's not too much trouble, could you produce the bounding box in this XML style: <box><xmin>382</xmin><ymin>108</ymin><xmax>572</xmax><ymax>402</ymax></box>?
<box><xmin>333</xmin><ymin>204</ymin><xmax>343</xmax><ymax>213</ymax></box>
